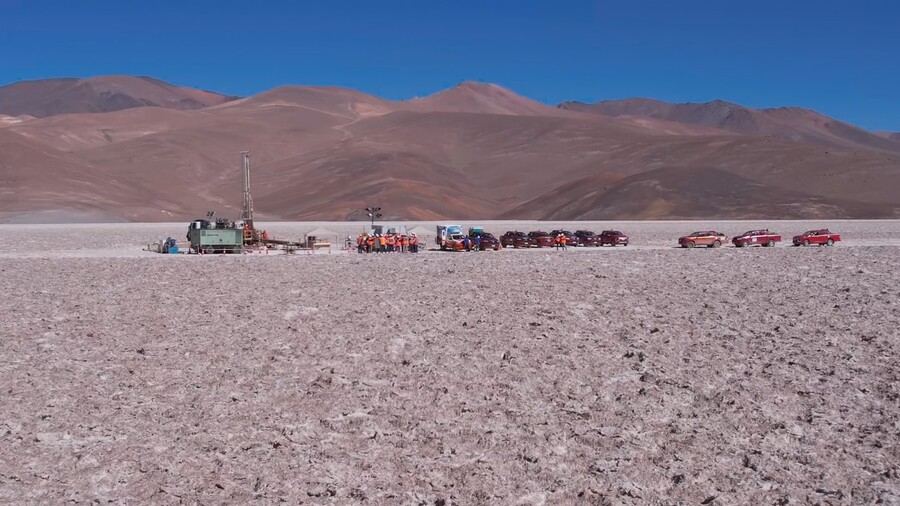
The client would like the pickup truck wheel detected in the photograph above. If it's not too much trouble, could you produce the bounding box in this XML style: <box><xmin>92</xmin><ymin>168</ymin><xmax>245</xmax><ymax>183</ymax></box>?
<box><xmin>803</xmin><ymin>240</ymin><xmax>810</xmax><ymax>247</ymax></box>
<box><xmin>687</xmin><ymin>241</ymin><xmax>695</xmax><ymax>248</ymax></box>
<box><xmin>826</xmin><ymin>238</ymin><xmax>834</xmax><ymax>246</ymax></box>
<box><xmin>767</xmin><ymin>240</ymin><xmax>775</xmax><ymax>247</ymax></box>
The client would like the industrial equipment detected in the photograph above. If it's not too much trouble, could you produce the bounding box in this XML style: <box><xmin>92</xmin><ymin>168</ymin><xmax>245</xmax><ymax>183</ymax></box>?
<box><xmin>186</xmin><ymin>218</ymin><xmax>244</xmax><ymax>254</ymax></box>
<box><xmin>152</xmin><ymin>151</ymin><xmax>308</xmax><ymax>254</ymax></box>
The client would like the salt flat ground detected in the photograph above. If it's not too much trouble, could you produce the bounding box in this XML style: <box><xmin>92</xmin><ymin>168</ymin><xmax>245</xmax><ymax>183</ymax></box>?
<box><xmin>1</xmin><ymin>221</ymin><xmax>898</xmax><ymax>504</ymax></box>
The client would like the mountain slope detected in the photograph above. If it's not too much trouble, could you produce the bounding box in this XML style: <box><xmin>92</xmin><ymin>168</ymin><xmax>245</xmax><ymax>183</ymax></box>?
<box><xmin>560</xmin><ymin>98</ymin><xmax>900</xmax><ymax>153</ymax></box>
<box><xmin>1</xmin><ymin>78</ymin><xmax>899</xmax><ymax>221</ymax></box>
<box><xmin>0</xmin><ymin>76</ymin><xmax>238</xmax><ymax>117</ymax></box>
<box><xmin>0</xmin><ymin>129</ymin><xmax>158</xmax><ymax>219</ymax></box>
<box><xmin>502</xmin><ymin>166</ymin><xmax>899</xmax><ymax>220</ymax></box>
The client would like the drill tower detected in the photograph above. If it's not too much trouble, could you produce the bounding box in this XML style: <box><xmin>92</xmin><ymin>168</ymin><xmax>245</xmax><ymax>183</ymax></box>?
<box><xmin>240</xmin><ymin>151</ymin><xmax>254</xmax><ymax>230</ymax></box>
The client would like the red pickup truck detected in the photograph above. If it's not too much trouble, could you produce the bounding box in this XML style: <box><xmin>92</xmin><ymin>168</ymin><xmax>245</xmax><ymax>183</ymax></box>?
<box><xmin>528</xmin><ymin>231</ymin><xmax>555</xmax><ymax>248</ymax></box>
<box><xmin>793</xmin><ymin>229</ymin><xmax>840</xmax><ymax>246</ymax></box>
<box><xmin>733</xmin><ymin>229</ymin><xmax>781</xmax><ymax>248</ymax></box>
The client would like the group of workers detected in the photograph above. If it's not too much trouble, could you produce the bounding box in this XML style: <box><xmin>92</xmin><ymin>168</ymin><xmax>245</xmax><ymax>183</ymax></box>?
<box><xmin>555</xmin><ymin>233</ymin><xmax>569</xmax><ymax>250</ymax></box>
<box><xmin>356</xmin><ymin>233</ymin><xmax>421</xmax><ymax>253</ymax></box>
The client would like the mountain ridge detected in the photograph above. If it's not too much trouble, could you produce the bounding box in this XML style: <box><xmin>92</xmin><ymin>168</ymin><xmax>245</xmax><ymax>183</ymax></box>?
<box><xmin>559</xmin><ymin>98</ymin><xmax>900</xmax><ymax>154</ymax></box>
<box><xmin>0</xmin><ymin>75</ymin><xmax>239</xmax><ymax>118</ymax></box>
<box><xmin>1</xmin><ymin>76</ymin><xmax>899</xmax><ymax>222</ymax></box>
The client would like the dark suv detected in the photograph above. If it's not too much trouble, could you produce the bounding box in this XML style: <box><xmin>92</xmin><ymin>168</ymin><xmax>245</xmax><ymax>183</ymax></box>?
<box><xmin>501</xmin><ymin>231</ymin><xmax>529</xmax><ymax>248</ymax></box>
<box><xmin>574</xmin><ymin>230</ymin><xmax>600</xmax><ymax>247</ymax></box>
<box><xmin>471</xmin><ymin>232</ymin><xmax>501</xmax><ymax>250</ymax></box>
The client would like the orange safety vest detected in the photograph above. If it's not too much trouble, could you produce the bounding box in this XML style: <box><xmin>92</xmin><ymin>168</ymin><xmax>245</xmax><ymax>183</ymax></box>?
<box><xmin>402</xmin><ymin>237</ymin><xmax>410</xmax><ymax>246</ymax></box>
<box><xmin>386</xmin><ymin>236</ymin><xmax>395</xmax><ymax>246</ymax></box>
<box><xmin>379</xmin><ymin>236</ymin><xmax>386</xmax><ymax>246</ymax></box>
<box><xmin>367</xmin><ymin>237</ymin><xmax>375</xmax><ymax>246</ymax></box>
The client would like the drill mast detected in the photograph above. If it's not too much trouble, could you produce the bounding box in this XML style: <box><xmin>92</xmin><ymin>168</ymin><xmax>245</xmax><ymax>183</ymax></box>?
<box><xmin>240</xmin><ymin>151</ymin><xmax>254</xmax><ymax>229</ymax></box>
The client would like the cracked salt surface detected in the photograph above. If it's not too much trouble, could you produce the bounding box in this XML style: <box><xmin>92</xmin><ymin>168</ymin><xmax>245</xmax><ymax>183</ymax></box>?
<box><xmin>0</xmin><ymin>222</ymin><xmax>898</xmax><ymax>503</ymax></box>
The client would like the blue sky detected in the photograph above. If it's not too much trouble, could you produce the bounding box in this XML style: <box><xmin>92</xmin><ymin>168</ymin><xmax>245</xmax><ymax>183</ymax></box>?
<box><xmin>1</xmin><ymin>0</ymin><xmax>898</xmax><ymax>130</ymax></box>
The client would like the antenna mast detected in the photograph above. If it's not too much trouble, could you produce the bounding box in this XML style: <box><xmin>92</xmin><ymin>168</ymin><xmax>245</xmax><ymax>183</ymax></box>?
<box><xmin>240</xmin><ymin>151</ymin><xmax>254</xmax><ymax>229</ymax></box>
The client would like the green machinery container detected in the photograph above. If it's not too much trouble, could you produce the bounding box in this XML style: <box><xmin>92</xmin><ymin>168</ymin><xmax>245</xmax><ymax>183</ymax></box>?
<box><xmin>188</xmin><ymin>227</ymin><xmax>244</xmax><ymax>253</ymax></box>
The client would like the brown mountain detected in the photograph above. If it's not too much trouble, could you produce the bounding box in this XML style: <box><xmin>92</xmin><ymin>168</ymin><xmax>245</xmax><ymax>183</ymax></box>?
<box><xmin>406</xmin><ymin>82</ymin><xmax>574</xmax><ymax>117</ymax></box>
<box><xmin>0</xmin><ymin>129</ymin><xmax>165</xmax><ymax>220</ymax></box>
<box><xmin>560</xmin><ymin>98</ymin><xmax>900</xmax><ymax>154</ymax></box>
<box><xmin>0</xmin><ymin>76</ymin><xmax>238</xmax><ymax>118</ymax></box>
<box><xmin>1</xmin><ymin>78</ymin><xmax>899</xmax><ymax>222</ymax></box>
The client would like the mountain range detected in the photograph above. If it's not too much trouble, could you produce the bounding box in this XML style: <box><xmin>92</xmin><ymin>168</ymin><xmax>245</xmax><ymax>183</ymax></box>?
<box><xmin>1</xmin><ymin>75</ymin><xmax>898</xmax><ymax>222</ymax></box>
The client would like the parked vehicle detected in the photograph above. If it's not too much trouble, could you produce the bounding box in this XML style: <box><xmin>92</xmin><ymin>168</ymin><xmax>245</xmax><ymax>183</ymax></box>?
<box><xmin>678</xmin><ymin>231</ymin><xmax>728</xmax><ymax>248</ymax></box>
<box><xmin>550</xmin><ymin>230</ymin><xmax>579</xmax><ymax>247</ymax></box>
<box><xmin>574</xmin><ymin>230</ymin><xmax>600</xmax><ymax>247</ymax></box>
<box><xmin>470</xmin><ymin>231</ymin><xmax>501</xmax><ymax>250</ymax></box>
<box><xmin>599</xmin><ymin>230</ymin><xmax>629</xmax><ymax>246</ymax></box>
<box><xmin>501</xmin><ymin>231</ymin><xmax>530</xmax><ymax>248</ymax></box>
<box><xmin>793</xmin><ymin>229</ymin><xmax>840</xmax><ymax>247</ymax></box>
<box><xmin>528</xmin><ymin>231</ymin><xmax>555</xmax><ymax>248</ymax></box>
<box><xmin>733</xmin><ymin>229</ymin><xmax>781</xmax><ymax>248</ymax></box>
<box><xmin>436</xmin><ymin>224</ymin><xmax>465</xmax><ymax>251</ymax></box>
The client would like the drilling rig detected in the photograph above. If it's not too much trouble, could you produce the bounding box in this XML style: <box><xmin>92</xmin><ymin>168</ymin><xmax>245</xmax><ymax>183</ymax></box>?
<box><xmin>178</xmin><ymin>151</ymin><xmax>303</xmax><ymax>253</ymax></box>
<box><xmin>239</xmin><ymin>150</ymin><xmax>259</xmax><ymax>244</ymax></box>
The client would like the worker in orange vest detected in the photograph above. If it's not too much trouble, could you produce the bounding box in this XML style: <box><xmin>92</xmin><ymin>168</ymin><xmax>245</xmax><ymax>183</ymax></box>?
<box><xmin>401</xmin><ymin>235</ymin><xmax>410</xmax><ymax>252</ymax></box>
<box><xmin>378</xmin><ymin>234</ymin><xmax>387</xmax><ymax>253</ymax></box>
<box><xmin>386</xmin><ymin>234</ymin><xmax>395</xmax><ymax>252</ymax></box>
<box><xmin>366</xmin><ymin>235</ymin><xmax>375</xmax><ymax>253</ymax></box>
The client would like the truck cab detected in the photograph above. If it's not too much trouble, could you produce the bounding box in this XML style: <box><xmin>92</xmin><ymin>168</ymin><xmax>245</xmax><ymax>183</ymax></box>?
<box><xmin>436</xmin><ymin>225</ymin><xmax>465</xmax><ymax>250</ymax></box>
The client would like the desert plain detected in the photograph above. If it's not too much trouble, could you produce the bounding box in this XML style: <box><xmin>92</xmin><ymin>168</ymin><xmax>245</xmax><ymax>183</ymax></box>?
<box><xmin>1</xmin><ymin>221</ymin><xmax>898</xmax><ymax>504</ymax></box>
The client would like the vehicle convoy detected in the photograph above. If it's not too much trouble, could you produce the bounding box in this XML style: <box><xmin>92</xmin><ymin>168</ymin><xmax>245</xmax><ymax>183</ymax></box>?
<box><xmin>678</xmin><ymin>231</ymin><xmax>728</xmax><ymax>248</ymax></box>
<box><xmin>793</xmin><ymin>229</ymin><xmax>840</xmax><ymax>246</ymax></box>
<box><xmin>501</xmin><ymin>231</ymin><xmax>530</xmax><ymax>249</ymax></box>
<box><xmin>733</xmin><ymin>229</ymin><xmax>781</xmax><ymax>248</ymax></box>
<box><xmin>436</xmin><ymin>225</ymin><xmax>465</xmax><ymax>251</ymax></box>
<box><xmin>528</xmin><ymin>231</ymin><xmax>556</xmax><ymax>248</ymax></box>
<box><xmin>599</xmin><ymin>230</ymin><xmax>629</xmax><ymax>247</ymax></box>
<box><xmin>574</xmin><ymin>230</ymin><xmax>600</xmax><ymax>247</ymax></box>
<box><xmin>550</xmin><ymin>230</ymin><xmax>579</xmax><ymax>247</ymax></box>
